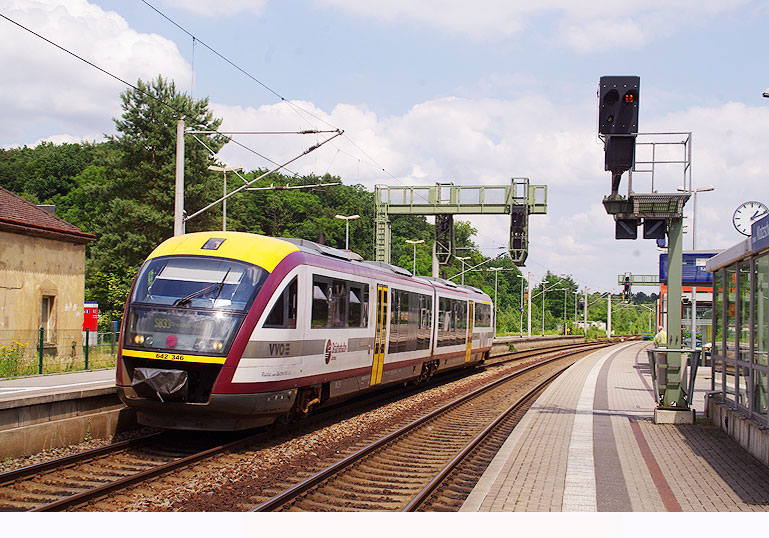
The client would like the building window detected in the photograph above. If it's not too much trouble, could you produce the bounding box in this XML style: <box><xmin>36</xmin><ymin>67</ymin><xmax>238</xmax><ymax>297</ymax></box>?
<box><xmin>755</xmin><ymin>255</ymin><xmax>768</xmax><ymax>367</ymax></box>
<box><xmin>713</xmin><ymin>270</ymin><xmax>723</xmax><ymax>358</ymax></box>
<box><xmin>41</xmin><ymin>295</ymin><xmax>55</xmax><ymax>343</ymax></box>
<box><xmin>738</xmin><ymin>365</ymin><xmax>750</xmax><ymax>409</ymax></box>
<box><xmin>726</xmin><ymin>266</ymin><xmax>737</xmax><ymax>360</ymax></box>
<box><xmin>754</xmin><ymin>370</ymin><xmax>768</xmax><ymax>415</ymax></box>
<box><xmin>738</xmin><ymin>262</ymin><xmax>751</xmax><ymax>363</ymax></box>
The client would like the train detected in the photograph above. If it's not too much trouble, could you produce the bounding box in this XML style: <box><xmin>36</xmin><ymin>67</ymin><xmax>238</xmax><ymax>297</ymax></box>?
<box><xmin>116</xmin><ymin>231</ymin><xmax>494</xmax><ymax>430</ymax></box>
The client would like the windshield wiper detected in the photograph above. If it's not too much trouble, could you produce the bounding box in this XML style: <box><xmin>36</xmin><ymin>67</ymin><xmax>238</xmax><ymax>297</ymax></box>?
<box><xmin>173</xmin><ymin>268</ymin><xmax>231</xmax><ymax>307</ymax></box>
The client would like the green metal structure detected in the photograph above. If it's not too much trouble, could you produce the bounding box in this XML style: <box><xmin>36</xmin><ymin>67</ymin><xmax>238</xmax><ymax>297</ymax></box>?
<box><xmin>617</xmin><ymin>274</ymin><xmax>660</xmax><ymax>285</ymax></box>
<box><xmin>604</xmin><ymin>192</ymin><xmax>691</xmax><ymax>411</ymax></box>
<box><xmin>374</xmin><ymin>178</ymin><xmax>547</xmax><ymax>266</ymax></box>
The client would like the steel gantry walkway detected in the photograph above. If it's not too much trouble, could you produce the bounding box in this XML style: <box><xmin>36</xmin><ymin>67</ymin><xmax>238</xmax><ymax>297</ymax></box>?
<box><xmin>374</xmin><ymin>178</ymin><xmax>547</xmax><ymax>267</ymax></box>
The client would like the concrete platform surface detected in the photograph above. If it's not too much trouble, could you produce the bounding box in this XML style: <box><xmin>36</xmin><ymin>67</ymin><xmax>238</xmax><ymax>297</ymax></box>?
<box><xmin>462</xmin><ymin>341</ymin><xmax>769</xmax><ymax>512</ymax></box>
<box><xmin>0</xmin><ymin>368</ymin><xmax>116</xmax><ymax>407</ymax></box>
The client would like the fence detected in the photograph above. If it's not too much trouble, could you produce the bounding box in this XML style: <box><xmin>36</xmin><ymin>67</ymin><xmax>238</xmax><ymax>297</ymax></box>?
<box><xmin>0</xmin><ymin>328</ymin><xmax>119</xmax><ymax>378</ymax></box>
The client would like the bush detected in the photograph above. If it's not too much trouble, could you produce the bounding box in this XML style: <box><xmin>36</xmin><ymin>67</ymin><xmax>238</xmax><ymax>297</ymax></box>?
<box><xmin>0</xmin><ymin>341</ymin><xmax>35</xmax><ymax>378</ymax></box>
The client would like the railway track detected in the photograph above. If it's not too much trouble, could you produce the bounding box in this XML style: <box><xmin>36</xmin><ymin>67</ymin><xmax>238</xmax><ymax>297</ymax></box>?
<box><xmin>0</xmin><ymin>338</ymin><xmax>616</xmax><ymax>512</ymax></box>
<box><xmin>251</xmin><ymin>343</ymin><xmax>604</xmax><ymax>512</ymax></box>
<box><xmin>0</xmin><ymin>431</ymin><xmax>259</xmax><ymax>511</ymax></box>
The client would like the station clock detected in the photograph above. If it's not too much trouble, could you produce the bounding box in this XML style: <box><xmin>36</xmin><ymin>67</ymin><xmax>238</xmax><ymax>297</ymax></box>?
<box><xmin>733</xmin><ymin>201</ymin><xmax>769</xmax><ymax>236</ymax></box>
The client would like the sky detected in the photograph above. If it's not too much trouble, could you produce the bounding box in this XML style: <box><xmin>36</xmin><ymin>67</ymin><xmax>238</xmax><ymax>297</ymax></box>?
<box><xmin>2</xmin><ymin>0</ymin><xmax>769</xmax><ymax>294</ymax></box>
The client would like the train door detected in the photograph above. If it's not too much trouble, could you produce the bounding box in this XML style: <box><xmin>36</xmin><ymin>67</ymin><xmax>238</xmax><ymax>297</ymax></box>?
<box><xmin>370</xmin><ymin>285</ymin><xmax>388</xmax><ymax>385</ymax></box>
<box><xmin>465</xmin><ymin>301</ymin><xmax>474</xmax><ymax>362</ymax></box>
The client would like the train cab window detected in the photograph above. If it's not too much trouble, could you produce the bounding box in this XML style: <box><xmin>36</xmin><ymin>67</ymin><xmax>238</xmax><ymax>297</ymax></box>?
<box><xmin>264</xmin><ymin>277</ymin><xmax>298</xmax><ymax>328</ymax></box>
<box><xmin>475</xmin><ymin>303</ymin><xmax>491</xmax><ymax>328</ymax></box>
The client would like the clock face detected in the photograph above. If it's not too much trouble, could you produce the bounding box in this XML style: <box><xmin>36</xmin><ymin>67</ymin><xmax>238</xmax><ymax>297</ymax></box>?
<box><xmin>733</xmin><ymin>201</ymin><xmax>769</xmax><ymax>236</ymax></box>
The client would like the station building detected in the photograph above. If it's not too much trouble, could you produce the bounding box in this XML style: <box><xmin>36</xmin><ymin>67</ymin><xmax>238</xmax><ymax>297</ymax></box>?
<box><xmin>0</xmin><ymin>186</ymin><xmax>95</xmax><ymax>358</ymax></box>
<box><xmin>706</xmin><ymin>214</ymin><xmax>769</xmax><ymax>464</ymax></box>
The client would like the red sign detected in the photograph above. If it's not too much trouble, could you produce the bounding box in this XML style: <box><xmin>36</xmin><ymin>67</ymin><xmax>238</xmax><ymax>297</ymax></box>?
<box><xmin>83</xmin><ymin>302</ymin><xmax>98</xmax><ymax>332</ymax></box>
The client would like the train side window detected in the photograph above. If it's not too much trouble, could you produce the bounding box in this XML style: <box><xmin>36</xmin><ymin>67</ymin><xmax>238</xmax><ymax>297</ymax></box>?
<box><xmin>265</xmin><ymin>277</ymin><xmax>298</xmax><ymax>328</ymax></box>
<box><xmin>330</xmin><ymin>280</ymin><xmax>347</xmax><ymax>328</ymax></box>
<box><xmin>348</xmin><ymin>284</ymin><xmax>369</xmax><ymax>328</ymax></box>
<box><xmin>312</xmin><ymin>279</ymin><xmax>330</xmax><ymax>328</ymax></box>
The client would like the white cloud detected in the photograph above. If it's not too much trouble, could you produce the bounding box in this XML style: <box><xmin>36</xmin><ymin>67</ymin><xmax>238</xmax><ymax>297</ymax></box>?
<box><xmin>316</xmin><ymin>0</ymin><xmax>747</xmax><ymax>52</ymax></box>
<box><xmin>211</xmin><ymin>91</ymin><xmax>769</xmax><ymax>290</ymax></box>
<box><xmin>0</xmin><ymin>0</ymin><xmax>191</xmax><ymax>146</ymax></box>
<box><xmin>157</xmin><ymin>0</ymin><xmax>269</xmax><ymax>18</ymax></box>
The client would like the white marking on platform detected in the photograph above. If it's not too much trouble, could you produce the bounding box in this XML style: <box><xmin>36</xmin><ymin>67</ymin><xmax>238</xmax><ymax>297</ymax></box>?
<box><xmin>561</xmin><ymin>342</ymin><xmax>633</xmax><ymax>511</ymax></box>
<box><xmin>0</xmin><ymin>380</ymin><xmax>112</xmax><ymax>394</ymax></box>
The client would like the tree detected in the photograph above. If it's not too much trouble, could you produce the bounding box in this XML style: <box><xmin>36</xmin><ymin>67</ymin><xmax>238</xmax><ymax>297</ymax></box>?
<box><xmin>85</xmin><ymin>76</ymin><xmax>227</xmax><ymax>321</ymax></box>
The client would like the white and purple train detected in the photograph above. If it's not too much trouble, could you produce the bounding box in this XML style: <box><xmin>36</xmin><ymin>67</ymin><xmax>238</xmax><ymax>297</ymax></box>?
<box><xmin>116</xmin><ymin>231</ymin><xmax>493</xmax><ymax>430</ymax></box>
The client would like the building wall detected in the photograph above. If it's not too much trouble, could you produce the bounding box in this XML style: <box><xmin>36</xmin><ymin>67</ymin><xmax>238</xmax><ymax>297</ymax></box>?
<box><xmin>0</xmin><ymin>230</ymin><xmax>86</xmax><ymax>355</ymax></box>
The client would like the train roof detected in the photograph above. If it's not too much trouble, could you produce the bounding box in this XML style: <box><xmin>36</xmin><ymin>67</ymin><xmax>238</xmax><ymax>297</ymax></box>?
<box><xmin>146</xmin><ymin>231</ymin><xmax>299</xmax><ymax>272</ymax></box>
<box><xmin>146</xmin><ymin>232</ymin><xmax>491</xmax><ymax>300</ymax></box>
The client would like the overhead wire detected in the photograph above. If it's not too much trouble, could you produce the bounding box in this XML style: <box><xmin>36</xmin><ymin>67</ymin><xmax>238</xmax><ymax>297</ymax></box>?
<box><xmin>5</xmin><ymin>4</ymin><xmax>548</xmax><ymax>276</ymax></box>
<box><xmin>0</xmin><ymin>9</ymin><xmax>311</xmax><ymax>177</ymax></box>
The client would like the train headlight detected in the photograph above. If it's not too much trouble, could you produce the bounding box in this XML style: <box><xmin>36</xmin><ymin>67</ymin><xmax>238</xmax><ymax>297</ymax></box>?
<box><xmin>145</xmin><ymin>336</ymin><xmax>153</xmax><ymax>346</ymax></box>
<box><xmin>134</xmin><ymin>335</ymin><xmax>145</xmax><ymax>345</ymax></box>
<box><xmin>212</xmin><ymin>341</ymin><xmax>223</xmax><ymax>352</ymax></box>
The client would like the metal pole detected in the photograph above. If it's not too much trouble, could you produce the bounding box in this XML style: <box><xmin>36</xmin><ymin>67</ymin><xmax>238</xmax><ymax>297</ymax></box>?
<box><xmin>222</xmin><ymin>170</ymin><xmax>227</xmax><ymax>231</ymax></box>
<box><xmin>692</xmin><ymin>190</ymin><xmax>697</xmax><ymax>250</ymax></box>
<box><xmin>345</xmin><ymin>221</ymin><xmax>350</xmax><ymax>250</ymax></box>
<box><xmin>564</xmin><ymin>289</ymin><xmax>567</xmax><ymax>335</ymax></box>
<box><xmin>584</xmin><ymin>287</ymin><xmax>588</xmax><ymax>334</ymax></box>
<box><xmin>527</xmin><ymin>272</ymin><xmax>532</xmax><ymax>337</ymax></box>
<box><xmin>494</xmin><ymin>269</ymin><xmax>498</xmax><ymax>339</ymax></box>
<box><xmin>520</xmin><ymin>276</ymin><xmax>523</xmax><ymax>338</ymax></box>
<box><xmin>84</xmin><ymin>328</ymin><xmax>89</xmax><ymax>370</ymax></box>
<box><xmin>663</xmin><ymin>217</ymin><xmax>686</xmax><ymax>408</ymax></box>
<box><xmin>607</xmin><ymin>293</ymin><xmax>612</xmax><ymax>337</ymax></box>
<box><xmin>542</xmin><ymin>288</ymin><xmax>545</xmax><ymax>336</ymax></box>
<box><xmin>38</xmin><ymin>327</ymin><xmax>44</xmax><ymax>375</ymax></box>
<box><xmin>174</xmin><ymin>119</ymin><xmax>185</xmax><ymax>236</ymax></box>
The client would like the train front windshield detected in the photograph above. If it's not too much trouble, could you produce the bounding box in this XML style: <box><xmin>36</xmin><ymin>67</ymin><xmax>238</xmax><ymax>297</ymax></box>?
<box><xmin>124</xmin><ymin>256</ymin><xmax>268</xmax><ymax>356</ymax></box>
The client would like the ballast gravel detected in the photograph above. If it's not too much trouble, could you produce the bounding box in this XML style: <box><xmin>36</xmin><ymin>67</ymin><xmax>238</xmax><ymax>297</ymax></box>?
<box><xmin>120</xmin><ymin>358</ymin><xmax>543</xmax><ymax>512</ymax></box>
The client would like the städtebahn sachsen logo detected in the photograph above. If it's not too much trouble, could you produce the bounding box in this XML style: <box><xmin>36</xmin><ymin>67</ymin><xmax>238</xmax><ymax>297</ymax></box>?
<box><xmin>324</xmin><ymin>339</ymin><xmax>347</xmax><ymax>363</ymax></box>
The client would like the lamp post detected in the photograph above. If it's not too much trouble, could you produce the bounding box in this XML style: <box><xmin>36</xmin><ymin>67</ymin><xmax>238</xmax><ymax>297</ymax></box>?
<box><xmin>514</xmin><ymin>274</ymin><xmax>525</xmax><ymax>337</ymax></box>
<box><xmin>208</xmin><ymin>165</ymin><xmax>243</xmax><ymax>231</ymax></box>
<box><xmin>405</xmin><ymin>239</ymin><xmax>424</xmax><ymax>275</ymax></box>
<box><xmin>335</xmin><ymin>214</ymin><xmax>360</xmax><ymax>250</ymax></box>
<box><xmin>455</xmin><ymin>256</ymin><xmax>470</xmax><ymax>285</ymax></box>
<box><xmin>676</xmin><ymin>186</ymin><xmax>714</xmax><ymax>250</ymax></box>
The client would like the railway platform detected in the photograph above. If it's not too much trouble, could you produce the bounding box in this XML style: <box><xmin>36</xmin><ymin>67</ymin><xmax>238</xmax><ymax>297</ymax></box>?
<box><xmin>0</xmin><ymin>368</ymin><xmax>130</xmax><ymax>459</ymax></box>
<box><xmin>461</xmin><ymin>340</ymin><xmax>769</xmax><ymax>512</ymax></box>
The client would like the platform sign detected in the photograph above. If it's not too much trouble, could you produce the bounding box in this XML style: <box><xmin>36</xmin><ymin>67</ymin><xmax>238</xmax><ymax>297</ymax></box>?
<box><xmin>83</xmin><ymin>302</ymin><xmax>98</xmax><ymax>332</ymax></box>
<box><xmin>659</xmin><ymin>253</ymin><xmax>718</xmax><ymax>285</ymax></box>
<box><xmin>751</xmin><ymin>214</ymin><xmax>769</xmax><ymax>253</ymax></box>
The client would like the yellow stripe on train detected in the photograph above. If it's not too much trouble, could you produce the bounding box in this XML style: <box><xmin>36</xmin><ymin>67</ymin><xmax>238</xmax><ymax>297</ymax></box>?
<box><xmin>146</xmin><ymin>231</ymin><xmax>299</xmax><ymax>272</ymax></box>
<box><xmin>121</xmin><ymin>349</ymin><xmax>227</xmax><ymax>365</ymax></box>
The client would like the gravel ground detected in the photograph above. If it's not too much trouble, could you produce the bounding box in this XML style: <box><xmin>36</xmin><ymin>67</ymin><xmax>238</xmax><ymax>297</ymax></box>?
<box><xmin>0</xmin><ymin>427</ymin><xmax>161</xmax><ymax>473</ymax></box>
<box><xmin>114</xmin><ymin>358</ymin><xmax>545</xmax><ymax>512</ymax></box>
